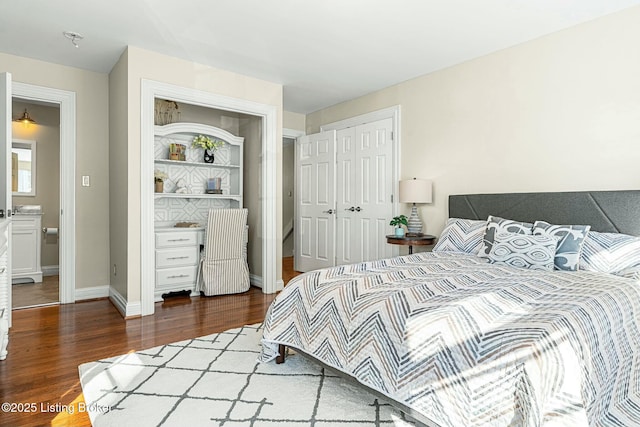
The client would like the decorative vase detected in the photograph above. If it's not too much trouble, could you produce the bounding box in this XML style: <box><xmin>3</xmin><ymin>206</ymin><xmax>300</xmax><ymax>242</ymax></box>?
<box><xmin>203</xmin><ymin>149</ymin><xmax>215</xmax><ymax>163</ymax></box>
<box><xmin>395</xmin><ymin>227</ymin><xmax>405</xmax><ymax>237</ymax></box>
<box><xmin>155</xmin><ymin>181</ymin><xmax>164</xmax><ymax>193</ymax></box>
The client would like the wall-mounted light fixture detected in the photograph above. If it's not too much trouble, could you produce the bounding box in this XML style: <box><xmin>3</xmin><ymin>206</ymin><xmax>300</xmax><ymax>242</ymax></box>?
<box><xmin>14</xmin><ymin>109</ymin><xmax>36</xmax><ymax>125</ymax></box>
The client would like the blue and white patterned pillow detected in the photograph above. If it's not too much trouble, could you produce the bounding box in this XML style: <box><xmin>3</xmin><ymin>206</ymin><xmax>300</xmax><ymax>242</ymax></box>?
<box><xmin>533</xmin><ymin>221</ymin><xmax>591</xmax><ymax>271</ymax></box>
<box><xmin>478</xmin><ymin>216</ymin><xmax>533</xmax><ymax>258</ymax></box>
<box><xmin>579</xmin><ymin>231</ymin><xmax>640</xmax><ymax>278</ymax></box>
<box><xmin>488</xmin><ymin>232</ymin><xmax>557</xmax><ymax>271</ymax></box>
<box><xmin>433</xmin><ymin>218</ymin><xmax>487</xmax><ymax>254</ymax></box>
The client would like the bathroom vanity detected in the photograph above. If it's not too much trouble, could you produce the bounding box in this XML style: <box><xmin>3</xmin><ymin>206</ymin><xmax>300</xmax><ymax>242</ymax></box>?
<box><xmin>12</xmin><ymin>209</ymin><xmax>43</xmax><ymax>284</ymax></box>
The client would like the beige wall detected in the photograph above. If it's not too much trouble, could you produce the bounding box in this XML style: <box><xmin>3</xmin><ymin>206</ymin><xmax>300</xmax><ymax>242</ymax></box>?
<box><xmin>117</xmin><ymin>46</ymin><xmax>283</xmax><ymax>304</ymax></box>
<box><xmin>284</xmin><ymin>111</ymin><xmax>305</xmax><ymax>132</ymax></box>
<box><xmin>12</xmin><ymin>101</ymin><xmax>60</xmax><ymax>268</ymax></box>
<box><xmin>307</xmin><ymin>6</ymin><xmax>640</xmax><ymax>236</ymax></box>
<box><xmin>109</xmin><ymin>50</ymin><xmax>129</xmax><ymax>298</ymax></box>
<box><xmin>1</xmin><ymin>52</ymin><xmax>111</xmax><ymax>290</ymax></box>
<box><xmin>240</xmin><ymin>117</ymin><xmax>264</xmax><ymax>277</ymax></box>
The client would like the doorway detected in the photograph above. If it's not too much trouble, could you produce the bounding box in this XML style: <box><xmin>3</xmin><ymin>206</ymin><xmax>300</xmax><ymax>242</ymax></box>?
<box><xmin>11</xmin><ymin>81</ymin><xmax>76</xmax><ymax>307</ymax></box>
<box><xmin>282</xmin><ymin>128</ymin><xmax>305</xmax><ymax>286</ymax></box>
<box><xmin>11</xmin><ymin>99</ymin><xmax>60</xmax><ymax>309</ymax></box>
<box><xmin>140</xmin><ymin>80</ymin><xmax>280</xmax><ymax>316</ymax></box>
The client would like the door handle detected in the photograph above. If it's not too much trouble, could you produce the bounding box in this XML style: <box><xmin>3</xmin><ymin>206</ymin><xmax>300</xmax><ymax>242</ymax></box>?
<box><xmin>346</xmin><ymin>207</ymin><xmax>355</xmax><ymax>212</ymax></box>
<box><xmin>322</xmin><ymin>209</ymin><xmax>335</xmax><ymax>214</ymax></box>
<box><xmin>355</xmin><ymin>207</ymin><xmax>362</xmax><ymax>212</ymax></box>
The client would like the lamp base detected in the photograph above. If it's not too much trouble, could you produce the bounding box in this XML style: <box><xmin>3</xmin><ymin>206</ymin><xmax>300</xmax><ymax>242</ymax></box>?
<box><xmin>406</xmin><ymin>203</ymin><xmax>423</xmax><ymax>235</ymax></box>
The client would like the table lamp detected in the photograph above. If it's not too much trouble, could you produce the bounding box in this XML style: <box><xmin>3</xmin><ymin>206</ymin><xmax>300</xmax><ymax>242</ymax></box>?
<box><xmin>399</xmin><ymin>178</ymin><xmax>433</xmax><ymax>235</ymax></box>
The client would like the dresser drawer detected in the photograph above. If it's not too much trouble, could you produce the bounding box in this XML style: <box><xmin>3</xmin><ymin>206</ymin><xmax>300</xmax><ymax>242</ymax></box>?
<box><xmin>155</xmin><ymin>231</ymin><xmax>198</xmax><ymax>248</ymax></box>
<box><xmin>156</xmin><ymin>247</ymin><xmax>198</xmax><ymax>268</ymax></box>
<box><xmin>156</xmin><ymin>266</ymin><xmax>198</xmax><ymax>287</ymax></box>
<box><xmin>12</xmin><ymin>216</ymin><xmax>39</xmax><ymax>229</ymax></box>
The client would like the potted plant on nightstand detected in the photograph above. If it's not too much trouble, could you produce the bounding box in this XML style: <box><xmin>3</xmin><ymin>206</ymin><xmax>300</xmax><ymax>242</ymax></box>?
<box><xmin>390</xmin><ymin>215</ymin><xmax>408</xmax><ymax>237</ymax></box>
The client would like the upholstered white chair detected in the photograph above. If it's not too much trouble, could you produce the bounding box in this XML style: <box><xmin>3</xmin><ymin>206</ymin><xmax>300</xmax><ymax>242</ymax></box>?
<box><xmin>198</xmin><ymin>208</ymin><xmax>250</xmax><ymax>296</ymax></box>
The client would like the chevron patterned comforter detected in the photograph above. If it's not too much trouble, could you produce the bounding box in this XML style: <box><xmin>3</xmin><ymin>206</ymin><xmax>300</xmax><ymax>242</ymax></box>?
<box><xmin>261</xmin><ymin>252</ymin><xmax>640</xmax><ymax>426</ymax></box>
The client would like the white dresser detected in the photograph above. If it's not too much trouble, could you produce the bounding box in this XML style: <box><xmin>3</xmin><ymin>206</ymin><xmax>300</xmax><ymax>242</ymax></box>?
<box><xmin>154</xmin><ymin>227</ymin><xmax>204</xmax><ymax>301</ymax></box>
<box><xmin>12</xmin><ymin>214</ymin><xmax>43</xmax><ymax>284</ymax></box>
<box><xmin>0</xmin><ymin>219</ymin><xmax>10</xmax><ymax>360</ymax></box>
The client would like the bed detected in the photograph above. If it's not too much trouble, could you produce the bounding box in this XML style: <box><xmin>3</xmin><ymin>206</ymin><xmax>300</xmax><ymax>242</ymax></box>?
<box><xmin>261</xmin><ymin>191</ymin><xmax>640</xmax><ymax>426</ymax></box>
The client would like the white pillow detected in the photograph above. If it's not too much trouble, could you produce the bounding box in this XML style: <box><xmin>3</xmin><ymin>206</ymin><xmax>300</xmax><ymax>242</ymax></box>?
<box><xmin>432</xmin><ymin>218</ymin><xmax>486</xmax><ymax>254</ymax></box>
<box><xmin>579</xmin><ymin>231</ymin><xmax>640</xmax><ymax>277</ymax></box>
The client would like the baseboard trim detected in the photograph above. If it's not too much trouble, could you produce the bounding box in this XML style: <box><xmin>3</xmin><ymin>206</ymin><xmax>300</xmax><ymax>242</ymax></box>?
<box><xmin>250</xmin><ymin>274</ymin><xmax>262</xmax><ymax>288</ymax></box>
<box><xmin>250</xmin><ymin>274</ymin><xmax>284</xmax><ymax>293</ymax></box>
<box><xmin>109</xmin><ymin>287</ymin><xmax>142</xmax><ymax>318</ymax></box>
<box><xmin>42</xmin><ymin>265</ymin><xmax>60</xmax><ymax>276</ymax></box>
<box><xmin>75</xmin><ymin>286</ymin><xmax>109</xmax><ymax>301</ymax></box>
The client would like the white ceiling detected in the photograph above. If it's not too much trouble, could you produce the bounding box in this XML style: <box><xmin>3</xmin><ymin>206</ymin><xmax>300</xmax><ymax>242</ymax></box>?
<box><xmin>1</xmin><ymin>0</ymin><xmax>639</xmax><ymax>114</ymax></box>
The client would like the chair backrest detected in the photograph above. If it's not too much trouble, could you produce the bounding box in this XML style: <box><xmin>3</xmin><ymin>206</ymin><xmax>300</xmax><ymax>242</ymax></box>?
<box><xmin>204</xmin><ymin>208</ymin><xmax>248</xmax><ymax>260</ymax></box>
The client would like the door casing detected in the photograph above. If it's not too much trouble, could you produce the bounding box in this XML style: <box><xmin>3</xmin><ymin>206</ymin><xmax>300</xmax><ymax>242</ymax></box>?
<box><xmin>12</xmin><ymin>81</ymin><xmax>76</xmax><ymax>305</ymax></box>
<box><xmin>140</xmin><ymin>79</ymin><xmax>281</xmax><ymax>317</ymax></box>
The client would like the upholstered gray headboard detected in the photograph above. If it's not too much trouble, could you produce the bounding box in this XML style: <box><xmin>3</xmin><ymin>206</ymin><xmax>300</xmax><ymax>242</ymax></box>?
<box><xmin>449</xmin><ymin>190</ymin><xmax>640</xmax><ymax>236</ymax></box>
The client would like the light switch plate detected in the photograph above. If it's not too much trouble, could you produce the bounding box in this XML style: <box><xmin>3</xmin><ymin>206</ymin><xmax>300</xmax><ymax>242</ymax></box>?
<box><xmin>82</xmin><ymin>175</ymin><xmax>90</xmax><ymax>187</ymax></box>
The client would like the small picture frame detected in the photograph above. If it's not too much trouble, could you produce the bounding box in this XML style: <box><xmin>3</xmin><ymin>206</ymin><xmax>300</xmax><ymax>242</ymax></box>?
<box><xmin>206</xmin><ymin>177</ymin><xmax>223</xmax><ymax>194</ymax></box>
<box><xmin>168</xmin><ymin>143</ymin><xmax>186</xmax><ymax>161</ymax></box>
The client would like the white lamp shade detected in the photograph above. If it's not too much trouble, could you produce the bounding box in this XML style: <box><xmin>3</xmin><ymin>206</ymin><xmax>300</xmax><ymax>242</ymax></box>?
<box><xmin>399</xmin><ymin>179</ymin><xmax>432</xmax><ymax>204</ymax></box>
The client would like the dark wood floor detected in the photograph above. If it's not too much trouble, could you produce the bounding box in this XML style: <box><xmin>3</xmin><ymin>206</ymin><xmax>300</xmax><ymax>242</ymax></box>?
<box><xmin>0</xmin><ymin>287</ymin><xmax>277</xmax><ymax>427</ymax></box>
<box><xmin>12</xmin><ymin>275</ymin><xmax>60</xmax><ymax>309</ymax></box>
<box><xmin>282</xmin><ymin>256</ymin><xmax>301</xmax><ymax>285</ymax></box>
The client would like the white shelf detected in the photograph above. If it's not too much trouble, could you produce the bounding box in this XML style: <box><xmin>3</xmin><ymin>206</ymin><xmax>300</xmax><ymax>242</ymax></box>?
<box><xmin>154</xmin><ymin>193</ymin><xmax>242</xmax><ymax>201</ymax></box>
<box><xmin>154</xmin><ymin>159</ymin><xmax>240</xmax><ymax>169</ymax></box>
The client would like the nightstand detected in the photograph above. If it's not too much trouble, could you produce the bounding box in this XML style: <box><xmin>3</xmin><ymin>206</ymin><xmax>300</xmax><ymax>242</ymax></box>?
<box><xmin>386</xmin><ymin>234</ymin><xmax>437</xmax><ymax>254</ymax></box>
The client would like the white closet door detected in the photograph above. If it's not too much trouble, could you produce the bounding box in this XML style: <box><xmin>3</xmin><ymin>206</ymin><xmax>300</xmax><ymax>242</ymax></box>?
<box><xmin>336</xmin><ymin>118</ymin><xmax>394</xmax><ymax>265</ymax></box>
<box><xmin>335</xmin><ymin>127</ymin><xmax>359</xmax><ymax>265</ymax></box>
<box><xmin>295</xmin><ymin>130</ymin><xmax>336</xmax><ymax>272</ymax></box>
<box><xmin>1</xmin><ymin>72</ymin><xmax>12</xmax><ymax>330</ymax></box>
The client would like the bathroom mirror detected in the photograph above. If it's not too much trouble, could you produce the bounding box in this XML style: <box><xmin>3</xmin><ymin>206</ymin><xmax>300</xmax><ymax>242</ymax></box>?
<box><xmin>12</xmin><ymin>139</ymin><xmax>36</xmax><ymax>196</ymax></box>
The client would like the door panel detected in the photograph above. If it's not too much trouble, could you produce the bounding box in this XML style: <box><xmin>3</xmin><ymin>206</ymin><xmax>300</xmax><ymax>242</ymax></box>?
<box><xmin>1</xmin><ymin>73</ymin><xmax>10</xmax><ymax>218</ymax></box>
<box><xmin>335</xmin><ymin>127</ymin><xmax>358</xmax><ymax>265</ymax></box>
<box><xmin>295</xmin><ymin>130</ymin><xmax>336</xmax><ymax>272</ymax></box>
<box><xmin>1</xmin><ymin>72</ymin><xmax>12</xmax><ymax>332</ymax></box>
<box><xmin>356</xmin><ymin>118</ymin><xmax>394</xmax><ymax>261</ymax></box>
<box><xmin>336</xmin><ymin>118</ymin><xmax>394</xmax><ymax>265</ymax></box>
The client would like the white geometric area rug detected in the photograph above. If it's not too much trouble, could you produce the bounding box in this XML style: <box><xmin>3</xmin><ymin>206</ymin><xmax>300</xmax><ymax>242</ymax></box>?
<box><xmin>79</xmin><ymin>324</ymin><xmax>417</xmax><ymax>427</ymax></box>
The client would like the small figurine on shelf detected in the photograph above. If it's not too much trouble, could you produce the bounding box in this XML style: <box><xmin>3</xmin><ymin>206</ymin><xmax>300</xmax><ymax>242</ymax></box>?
<box><xmin>192</xmin><ymin>135</ymin><xmax>224</xmax><ymax>163</ymax></box>
<box><xmin>154</xmin><ymin>170</ymin><xmax>168</xmax><ymax>193</ymax></box>
<box><xmin>174</xmin><ymin>178</ymin><xmax>192</xmax><ymax>194</ymax></box>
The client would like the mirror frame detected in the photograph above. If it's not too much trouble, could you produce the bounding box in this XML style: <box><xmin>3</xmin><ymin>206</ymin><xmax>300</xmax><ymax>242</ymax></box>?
<box><xmin>12</xmin><ymin>138</ymin><xmax>36</xmax><ymax>197</ymax></box>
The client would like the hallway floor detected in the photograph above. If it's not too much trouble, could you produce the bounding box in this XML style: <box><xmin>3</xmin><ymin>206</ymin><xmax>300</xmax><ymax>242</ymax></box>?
<box><xmin>12</xmin><ymin>275</ymin><xmax>59</xmax><ymax>309</ymax></box>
